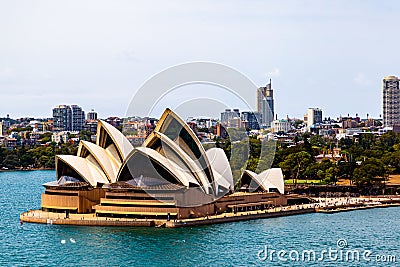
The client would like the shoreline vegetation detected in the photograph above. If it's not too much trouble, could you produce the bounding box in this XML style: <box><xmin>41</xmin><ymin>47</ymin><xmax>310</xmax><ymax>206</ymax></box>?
<box><xmin>0</xmin><ymin>142</ymin><xmax>77</xmax><ymax>171</ymax></box>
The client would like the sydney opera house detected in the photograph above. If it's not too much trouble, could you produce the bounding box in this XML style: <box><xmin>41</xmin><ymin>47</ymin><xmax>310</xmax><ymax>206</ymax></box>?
<box><xmin>40</xmin><ymin>109</ymin><xmax>287</xmax><ymax>220</ymax></box>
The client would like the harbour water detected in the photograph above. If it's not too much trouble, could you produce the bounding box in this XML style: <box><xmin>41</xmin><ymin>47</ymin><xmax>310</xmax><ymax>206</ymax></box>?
<box><xmin>2</xmin><ymin>170</ymin><xmax>399</xmax><ymax>266</ymax></box>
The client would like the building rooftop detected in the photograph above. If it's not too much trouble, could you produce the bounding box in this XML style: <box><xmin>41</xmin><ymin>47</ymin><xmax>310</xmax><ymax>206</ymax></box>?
<box><xmin>384</xmin><ymin>75</ymin><xmax>399</xmax><ymax>80</ymax></box>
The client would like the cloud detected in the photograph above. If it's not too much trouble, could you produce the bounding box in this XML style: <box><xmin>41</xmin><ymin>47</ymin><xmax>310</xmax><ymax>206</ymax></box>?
<box><xmin>117</xmin><ymin>49</ymin><xmax>142</xmax><ymax>62</ymax></box>
<box><xmin>353</xmin><ymin>73</ymin><xmax>371</xmax><ymax>86</ymax></box>
<box><xmin>0</xmin><ymin>67</ymin><xmax>16</xmax><ymax>81</ymax></box>
<box><xmin>267</xmin><ymin>68</ymin><xmax>280</xmax><ymax>78</ymax></box>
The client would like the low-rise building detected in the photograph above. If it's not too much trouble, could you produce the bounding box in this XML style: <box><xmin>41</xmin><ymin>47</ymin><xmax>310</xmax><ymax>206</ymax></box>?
<box><xmin>126</xmin><ymin>135</ymin><xmax>147</xmax><ymax>146</ymax></box>
<box><xmin>271</xmin><ymin>119</ymin><xmax>291</xmax><ymax>133</ymax></box>
<box><xmin>215</xmin><ymin>123</ymin><xmax>228</xmax><ymax>138</ymax></box>
<box><xmin>84</xmin><ymin>120</ymin><xmax>98</xmax><ymax>134</ymax></box>
<box><xmin>51</xmin><ymin>132</ymin><xmax>69</xmax><ymax>144</ymax></box>
<box><xmin>106</xmin><ymin>117</ymin><xmax>121</xmax><ymax>128</ymax></box>
<box><xmin>5</xmin><ymin>137</ymin><xmax>17</xmax><ymax>148</ymax></box>
<box><xmin>315</xmin><ymin>148</ymin><xmax>343</xmax><ymax>162</ymax></box>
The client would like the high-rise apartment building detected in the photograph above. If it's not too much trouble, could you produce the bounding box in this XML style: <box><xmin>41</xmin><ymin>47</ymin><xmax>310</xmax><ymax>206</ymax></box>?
<box><xmin>71</xmin><ymin>105</ymin><xmax>85</xmax><ymax>131</ymax></box>
<box><xmin>87</xmin><ymin>109</ymin><xmax>98</xmax><ymax>121</ymax></box>
<box><xmin>383</xmin><ymin>75</ymin><xmax>400</xmax><ymax>127</ymax></box>
<box><xmin>220</xmin><ymin>109</ymin><xmax>240</xmax><ymax>125</ymax></box>
<box><xmin>53</xmin><ymin>105</ymin><xmax>72</xmax><ymax>132</ymax></box>
<box><xmin>241</xmin><ymin>111</ymin><xmax>261</xmax><ymax>130</ymax></box>
<box><xmin>305</xmin><ymin>108</ymin><xmax>322</xmax><ymax>127</ymax></box>
<box><xmin>53</xmin><ymin>105</ymin><xmax>85</xmax><ymax>132</ymax></box>
<box><xmin>256</xmin><ymin>79</ymin><xmax>274</xmax><ymax>127</ymax></box>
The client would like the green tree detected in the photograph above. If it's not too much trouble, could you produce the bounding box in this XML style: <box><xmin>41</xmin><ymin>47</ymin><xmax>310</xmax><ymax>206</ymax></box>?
<box><xmin>40</xmin><ymin>132</ymin><xmax>52</xmax><ymax>144</ymax></box>
<box><xmin>304</xmin><ymin>162</ymin><xmax>320</xmax><ymax>179</ymax></box>
<box><xmin>79</xmin><ymin>130</ymin><xmax>93</xmax><ymax>142</ymax></box>
<box><xmin>357</xmin><ymin>133</ymin><xmax>375</xmax><ymax>150</ymax></box>
<box><xmin>378</xmin><ymin>131</ymin><xmax>400</xmax><ymax>150</ymax></box>
<box><xmin>309</xmin><ymin>134</ymin><xmax>325</xmax><ymax>148</ymax></box>
<box><xmin>279</xmin><ymin>151</ymin><xmax>314</xmax><ymax>185</ymax></box>
<box><xmin>352</xmin><ymin>158</ymin><xmax>386</xmax><ymax>186</ymax></box>
<box><xmin>324</xmin><ymin>166</ymin><xmax>339</xmax><ymax>184</ymax></box>
<box><xmin>2</xmin><ymin>154</ymin><xmax>19</xmax><ymax>169</ymax></box>
<box><xmin>382</xmin><ymin>151</ymin><xmax>400</xmax><ymax>173</ymax></box>
<box><xmin>337</xmin><ymin>160</ymin><xmax>356</xmax><ymax>179</ymax></box>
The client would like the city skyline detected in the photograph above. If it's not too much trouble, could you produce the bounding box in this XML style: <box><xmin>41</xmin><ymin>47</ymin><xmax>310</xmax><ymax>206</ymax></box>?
<box><xmin>0</xmin><ymin>100</ymin><xmax>388</xmax><ymax>122</ymax></box>
<box><xmin>1</xmin><ymin>1</ymin><xmax>400</xmax><ymax>119</ymax></box>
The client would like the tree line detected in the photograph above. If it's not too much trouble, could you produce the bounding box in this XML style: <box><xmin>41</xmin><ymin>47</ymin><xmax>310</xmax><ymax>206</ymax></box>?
<box><xmin>0</xmin><ymin>143</ymin><xmax>77</xmax><ymax>170</ymax></box>
<box><xmin>217</xmin><ymin>131</ymin><xmax>400</xmax><ymax>187</ymax></box>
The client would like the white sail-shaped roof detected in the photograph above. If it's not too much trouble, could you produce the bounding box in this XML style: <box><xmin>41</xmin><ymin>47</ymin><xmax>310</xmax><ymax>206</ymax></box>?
<box><xmin>77</xmin><ymin>141</ymin><xmax>120</xmax><ymax>183</ymax></box>
<box><xmin>96</xmin><ymin>120</ymin><xmax>134</xmax><ymax>162</ymax></box>
<box><xmin>54</xmin><ymin>120</ymin><xmax>132</xmax><ymax>187</ymax></box>
<box><xmin>206</xmin><ymin>148</ymin><xmax>234</xmax><ymax>193</ymax></box>
<box><xmin>258</xmin><ymin>168</ymin><xmax>284</xmax><ymax>194</ymax></box>
<box><xmin>147</xmin><ymin>108</ymin><xmax>215</xmax><ymax>194</ymax></box>
<box><xmin>56</xmin><ymin>155</ymin><xmax>110</xmax><ymax>187</ymax></box>
<box><xmin>118</xmin><ymin>147</ymin><xmax>201</xmax><ymax>188</ymax></box>
<box><xmin>144</xmin><ymin>131</ymin><xmax>210</xmax><ymax>193</ymax></box>
<box><xmin>241</xmin><ymin>168</ymin><xmax>284</xmax><ymax>194</ymax></box>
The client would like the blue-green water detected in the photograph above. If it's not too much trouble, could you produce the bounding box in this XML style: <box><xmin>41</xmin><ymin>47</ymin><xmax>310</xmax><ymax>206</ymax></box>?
<box><xmin>1</xmin><ymin>170</ymin><xmax>399</xmax><ymax>266</ymax></box>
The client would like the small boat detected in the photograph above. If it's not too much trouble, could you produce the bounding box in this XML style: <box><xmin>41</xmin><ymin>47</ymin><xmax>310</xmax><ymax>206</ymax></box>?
<box><xmin>155</xmin><ymin>223</ymin><xmax>166</xmax><ymax>228</ymax></box>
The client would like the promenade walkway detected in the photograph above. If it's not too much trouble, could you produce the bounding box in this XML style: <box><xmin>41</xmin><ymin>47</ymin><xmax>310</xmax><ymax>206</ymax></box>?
<box><xmin>20</xmin><ymin>196</ymin><xmax>400</xmax><ymax>228</ymax></box>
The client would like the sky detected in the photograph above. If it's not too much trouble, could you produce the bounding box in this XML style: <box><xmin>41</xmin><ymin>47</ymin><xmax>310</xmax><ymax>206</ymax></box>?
<box><xmin>1</xmin><ymin>0</ymin><xmax>399</xmax><ymax>120</ymax></box>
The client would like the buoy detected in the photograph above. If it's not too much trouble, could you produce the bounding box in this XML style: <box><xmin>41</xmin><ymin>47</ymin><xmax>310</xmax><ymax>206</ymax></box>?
<box><xmin>61</xmin><ymin>240</ymin><xmax>66</xmax><ymax>244</ymax></box>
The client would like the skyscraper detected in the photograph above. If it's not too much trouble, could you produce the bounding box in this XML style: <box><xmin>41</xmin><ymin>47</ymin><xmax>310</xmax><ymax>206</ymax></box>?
<box><xmin>257</xmin><ymin>79</ymin><xmax>274</xmax><ymax>127</ymax></box>
<box><xmin>383</xmin><ymin>75</ymin><xmax>400</xmax><ymax>127</ymax></box>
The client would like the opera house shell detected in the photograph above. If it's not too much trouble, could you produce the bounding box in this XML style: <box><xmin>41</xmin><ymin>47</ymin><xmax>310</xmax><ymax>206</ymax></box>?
<box><xmin>41</xmin><ymin>108</ymin><xmax>286</xmax><ymax>220</ymax></box>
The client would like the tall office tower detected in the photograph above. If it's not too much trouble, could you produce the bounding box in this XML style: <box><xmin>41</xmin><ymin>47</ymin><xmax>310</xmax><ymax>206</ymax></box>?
<box><xmin>53</xmin><ymin>105</ymin><xmax>72</xmax><ymax>131</ymax></box>
<box><xmin>87</xmin><ymin>109</ymin><xmax>98</xmax><ymax>121</ymax></box>
<box><xmin>383</xmin><ymin>75</ymin><xmax>400</xmax><ymax>127</ymax></box>
<box><xmin>71</xmin><ymin>105</ymin><xmax>86</xmax><ymax>131</ymax></box>
<box><xmin>257</xmin><ymin>79</ymin><xmax>274</xmax><ymax>127</ymax></box>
